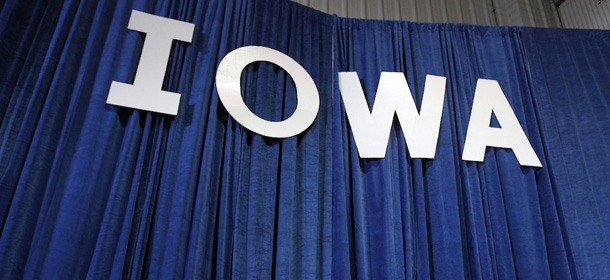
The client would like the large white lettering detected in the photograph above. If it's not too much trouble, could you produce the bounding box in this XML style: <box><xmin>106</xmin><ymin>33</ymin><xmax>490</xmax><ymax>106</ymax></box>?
<box><xmin>462</xmin><ymin>79</ymin><xmax>542</xmax><ymax>167</ymax></box>
<box><xmin>338</xmin><ymin>72</ymin><xmax>447</xmax><ymax>158</ymax></box>
<box><xmin>216</xmin><ymin>46</ymin><xmax>319</xmax><ymax>138</ymax></box>
<box><xmin>106</xmin><ymin>10</ymin><xmax>542</xmax><ymax>167</ymax></box>
<box><xmin>106</xmin><ymin>10</ymin><xmax>194</xmax><ymax>115</ymax></box>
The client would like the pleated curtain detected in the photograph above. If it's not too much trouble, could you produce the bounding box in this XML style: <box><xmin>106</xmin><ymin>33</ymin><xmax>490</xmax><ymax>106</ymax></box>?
<box><xmin>1</xmin><ymin>0</ymin><xmax>609</xmax><ymax>279</ymax></box>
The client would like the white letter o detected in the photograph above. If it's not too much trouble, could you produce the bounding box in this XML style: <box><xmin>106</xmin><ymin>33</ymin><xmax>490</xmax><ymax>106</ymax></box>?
<box><xmin>216</xmin><ymin>46</ymin><xmax>319</xmax><ymax>138</ymax></box>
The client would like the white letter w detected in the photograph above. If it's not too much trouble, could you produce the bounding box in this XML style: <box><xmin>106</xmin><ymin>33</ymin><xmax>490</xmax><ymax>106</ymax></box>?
<box><xmin>338</xmin><ymin>72</ymin><xmax>446</xmax><ymax>158</ymax></box>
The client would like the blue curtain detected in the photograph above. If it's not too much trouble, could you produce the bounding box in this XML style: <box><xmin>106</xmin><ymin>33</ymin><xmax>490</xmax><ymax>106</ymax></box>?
<box><xmin>0</xmin><ymin>0</ymin><xmax>609</xmax><ymax>279</ymax></box>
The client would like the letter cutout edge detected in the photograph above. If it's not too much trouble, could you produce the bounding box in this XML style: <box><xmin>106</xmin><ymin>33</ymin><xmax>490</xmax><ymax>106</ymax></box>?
<box><xmin>462</xmin><ymin>79</ymin><xmax>542</xmax><ymax>167</ymax></box>
<box><xmin>106</xmin><ymin>10</ymin><xmax>195</xmax><ymax>115</ymax></box>
<box><xmin>338</xmin><ymin>72</ymin><xmax>447</xmax><ymax>158</ymax></box>
<box><xmin>216</xmin><ymin>46</ymin><xmax>320</xmax><ymax>138</ymax></box>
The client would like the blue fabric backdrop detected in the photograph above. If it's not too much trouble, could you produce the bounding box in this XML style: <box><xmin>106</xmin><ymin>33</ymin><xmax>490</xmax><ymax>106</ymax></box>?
<box><xmin>1</xmin><ymin>0</ymin><xmax>609</xmax><ymax>279</ymax></box>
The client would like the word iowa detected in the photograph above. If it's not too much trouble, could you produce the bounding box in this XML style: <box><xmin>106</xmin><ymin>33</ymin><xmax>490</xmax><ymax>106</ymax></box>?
<box><xmin>107</xmin><ymin>10</ymin><xmax>542</xmax><ymax>167</ymax></box>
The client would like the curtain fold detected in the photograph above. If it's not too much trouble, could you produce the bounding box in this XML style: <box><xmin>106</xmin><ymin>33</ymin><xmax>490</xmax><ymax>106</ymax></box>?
<box><xmin>521</xmin><ymin>28</ymin><xmax>610</xmax><ymax>280</ymax></box>
<box><xmin>0</xmin><ymin>0</ymin><xmax>609</xmax><ymax>279</ymax></box>
<box><xmin>331</xmin><ymin>20</ymin><xmax>575</xmax><ymax>279</ymax></box>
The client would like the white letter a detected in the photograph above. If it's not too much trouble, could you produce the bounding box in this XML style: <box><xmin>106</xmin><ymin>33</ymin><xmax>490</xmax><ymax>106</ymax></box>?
<box><xmin>462</xmin><ymin>79</ymin><xmax>542</xmax><ymax>167</ymax></box>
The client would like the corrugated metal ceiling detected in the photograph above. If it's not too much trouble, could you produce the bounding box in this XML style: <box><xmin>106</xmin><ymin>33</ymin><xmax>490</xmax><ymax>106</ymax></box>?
<box><xmin>559</xmin><ymin>0</ymin><xmax>610</xmax><ymax>29</ymax></box>
<box><xmin>292</xmin><ymin>0</ymin><xmax>563</xmax><ymax>27</ymax></box>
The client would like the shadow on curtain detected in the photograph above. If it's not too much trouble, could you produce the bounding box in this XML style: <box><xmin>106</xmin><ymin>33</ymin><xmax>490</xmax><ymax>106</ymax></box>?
<box><xmin>0</xmin><ymin>0</ymin><xmax>609</xmax><ymax>279</ymax></box>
